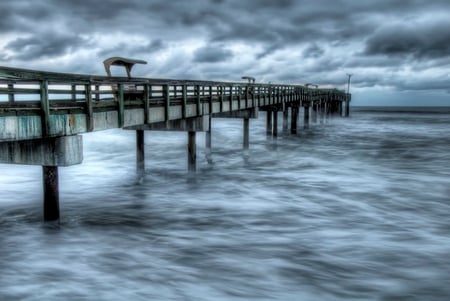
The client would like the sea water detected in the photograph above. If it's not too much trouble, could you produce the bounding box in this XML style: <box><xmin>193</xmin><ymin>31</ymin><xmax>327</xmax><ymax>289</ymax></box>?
<box><xmin>1</xmin><ymin>108</ymin><xmax>449</xmax><ymax>300</ymax></box>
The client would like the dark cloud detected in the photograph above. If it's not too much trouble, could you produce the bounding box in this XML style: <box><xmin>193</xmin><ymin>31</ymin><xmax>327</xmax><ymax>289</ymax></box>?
<box><xmin>1</xmin><ymin>0</ymin><xmax>450</xmax><ymax>101</ymax></box>
<box><xmin>303</xmin><ymin>44</ymin><xmax>325</xmax><ymax>59</ymax></box>
<box><xmin>97</xmin><ymin>39</ymin><xmax>166</xmax><ymax>59</ymax></box>
<box><xmin>2</xmin><ymin>33</ymin><xmax>88</xmax><ymax>61</ymax></box>
<box><xmin>364</xmin><ymin>21</ymin><xmax>450</xmax><ymax>59</ymax></box>
<box><xmin>193</xmin><ymin>45</ymin><xmax>233</xmax><ymax>63</ymax></box>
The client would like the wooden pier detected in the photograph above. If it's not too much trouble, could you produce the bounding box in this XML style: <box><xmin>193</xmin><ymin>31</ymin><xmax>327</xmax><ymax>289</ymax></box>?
<box><xmin>0</xmin><ymin>60</ymin><xmax>350</xmax><ymax>221</ymax></box>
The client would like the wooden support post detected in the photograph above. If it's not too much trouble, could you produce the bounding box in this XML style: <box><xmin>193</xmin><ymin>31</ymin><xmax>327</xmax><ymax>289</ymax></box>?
<box><xmin>304</xmin><ymin>104</ymin><xmax>310</xmax><ymax>129</ymax></box>
<box><xmin>272</xmin><ymin>110</ymin><xmax>278</xmax><ymax>137</ymax></box>
<box><xmin>43</xmin><ymin>166</ymin><xmax>59</xmax><ymax>222</ymax></box>
<box><xmin>188</xmin><ymin>131</ymin><xmax>196</xmax><ymax>172</ymax></box>
<box><xmin>312</xmin><ymin>103</ymin><xmax>317</xmax><ymax>123</ymax></box>
<box><xmin>243</xmin><ymin>117</ymin><xmax>250</xmax><ymax>151</ymax></box>
<box><xmin>266</xmin><ymin>110</ymin><xmax>272</xmax><ymax>136</ymax></box>
<box><xmin>283</xmin><ymin>105</ymin><xmax>289</xmax><ymax>132</ymax></box>
<box><xmin>291</xmin><ymin>106</ymin><xmax>298</xmax><ymax>134</ymax></box>
<box><xmin>136</xmin><ymin>130</ymin><xmax>145</xmax><ymax>180</ymax></box>
<box><xmin>205</xmin><ymin>115</ymin><xmax>212</xmax><ymax>163</ymax></box>
<box><xmin>345</xmin><ymin>100</ymin><xmax>350</xmax><ymax>117</ymax></box>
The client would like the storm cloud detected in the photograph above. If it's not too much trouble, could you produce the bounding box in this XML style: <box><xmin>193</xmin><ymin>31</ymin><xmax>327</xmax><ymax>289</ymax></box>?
<box><xmin>1</xmin><ymin>0</ymin><xmax>450</xmax><ymax>105</ymax></box>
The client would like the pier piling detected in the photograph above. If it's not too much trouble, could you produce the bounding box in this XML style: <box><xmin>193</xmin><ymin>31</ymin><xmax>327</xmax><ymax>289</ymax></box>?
<box><xmin>282</xmin><ymin>106</ymin><xmax>289</xmax><ymax>132</ymax></box>
<box><xmin>304</xmin><ymin>104</ymin><xmax>310</xmax><ymax>129</ymax></box>
<box><xmin>43</xmin><ymin>166</ymin><xmax>60</xmax><ymax>221</ymax></box>
<box><xmin>272</xmin><ymin>110</ymin><xmax>278</xmax><ymax>137</ymax></box>
<box><xmin>266</xmin><ymin>110</ymin><xmax>272</xmax><ymax>136</ymax></box>
<box><xmin>206</xmin><ymin>115</ymin><xmax>212</xmax><ymax>163</ymax></box>
<box><xmin>188</xmin><ymin>131</ymin><xmax>196</xmax><ymax>172</ymax></box>
<box><xmin>136</xmin><ymin>130</ymin><xmax>145</xmax><ymax>180</ymax></box>
<box><xmin>291</xmin><ymin>106</ymin><xmax>298</xmax><ymax>134</ymax></box>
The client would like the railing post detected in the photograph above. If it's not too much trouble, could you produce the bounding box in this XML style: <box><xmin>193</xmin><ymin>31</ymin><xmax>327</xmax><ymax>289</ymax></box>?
<box><xmin>182</xmin><ymin>84</ymin><xmax>187</xmax><ymax>118</ymax></box>
<box><xmin>196</xmin><ymin>85</ymin><xmax>201</xmax><ymax>116</ymax></box>
<box><xmin>144</xmin><ymin>84</ymin><xmax>150</xmax><ymax>123</ymax></box>
<box><xmin>7</xmin><ymin>83</ymin><xmax>14</xmax><ymax>103</ymax></box>
<box><xmin>85</xmin><ymin>84</ymin><xmax>94</xmax><ymax>131</ymax></box>
<box><xmin>165</xmin><ymin>84</ymin><xmax>170</xmax><ymax>121</ymax></box>
<box><xmin>71</xmin><ymin>84</ymin><xmax>76</xmax><ymax>101</ymax></box>
<box><xmin>40</xmin><ymin>80</ymin><xmax>51</xmax><ymax>137</ymax></box>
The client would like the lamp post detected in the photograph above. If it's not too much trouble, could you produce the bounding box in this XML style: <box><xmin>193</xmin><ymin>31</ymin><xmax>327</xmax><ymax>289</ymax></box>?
<box><xmin>346</xmin><ymin>74</ymin><xmax>353</xmax><ymax>94</ymax></box>
<box><xmin>345</xmin><ymin>74</ymin><xmax>353</xmax><ymax>117</ymax></box>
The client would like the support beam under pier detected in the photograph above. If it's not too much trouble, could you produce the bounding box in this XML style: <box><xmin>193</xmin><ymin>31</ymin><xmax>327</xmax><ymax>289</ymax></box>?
<box><xmin>0</xmin><ymin>135</ymin><xmax>83</xmax><ymax>222</ymax></box>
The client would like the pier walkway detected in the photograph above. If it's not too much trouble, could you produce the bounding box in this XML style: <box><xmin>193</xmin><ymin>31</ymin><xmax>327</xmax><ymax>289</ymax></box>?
<box><xmin>0</xmin><ymin>60</ymin><xmax>350</xmax><ymax>221</ymax></box>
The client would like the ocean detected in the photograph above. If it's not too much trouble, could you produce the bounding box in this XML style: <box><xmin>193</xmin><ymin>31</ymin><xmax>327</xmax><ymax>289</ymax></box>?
<box><xmin>1</xmin><ymin>107</ymin><xmax>449</xmax><ymax>300</ymax></box>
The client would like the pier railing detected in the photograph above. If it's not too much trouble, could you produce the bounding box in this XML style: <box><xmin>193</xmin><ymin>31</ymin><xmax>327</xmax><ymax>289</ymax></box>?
<box><xmin>1</xmin><ymin>66</ymin><xmax>349</xmax><ymax>142</ymax></box>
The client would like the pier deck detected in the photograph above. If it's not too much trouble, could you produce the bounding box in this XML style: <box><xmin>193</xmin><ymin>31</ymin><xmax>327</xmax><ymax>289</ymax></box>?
<box><xmin>0</xmin><ymin>65</ymin><xmax>350</xmax><ymax>221</ymax></box>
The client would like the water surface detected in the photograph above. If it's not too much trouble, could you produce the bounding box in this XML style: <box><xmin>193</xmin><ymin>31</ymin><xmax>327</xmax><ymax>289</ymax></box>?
<box><xmin>1</xmin><ymin>108</ymin><xmax>449</xmax><ymax>300</ymax></box>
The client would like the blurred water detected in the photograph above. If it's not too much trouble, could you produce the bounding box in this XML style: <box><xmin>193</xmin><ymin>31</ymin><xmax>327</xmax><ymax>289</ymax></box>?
<box><xmin>1</xmin><ymin>108</ymin><xmax>449</xmax><ymax>300</ymax></box>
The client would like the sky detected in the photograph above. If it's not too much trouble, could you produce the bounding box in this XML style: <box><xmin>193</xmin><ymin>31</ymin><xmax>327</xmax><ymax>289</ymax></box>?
<box><xmin>1</xmin><ymin>0</ymin><xmax>450</xmax><ymax>106</ymax></box>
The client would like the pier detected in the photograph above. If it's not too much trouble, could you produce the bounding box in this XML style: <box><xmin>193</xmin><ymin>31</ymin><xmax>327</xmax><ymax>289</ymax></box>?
<box><xmin>0</xmin><ymin>58</ymin><xmax>350</xmax><ymax>221</ymax></box>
